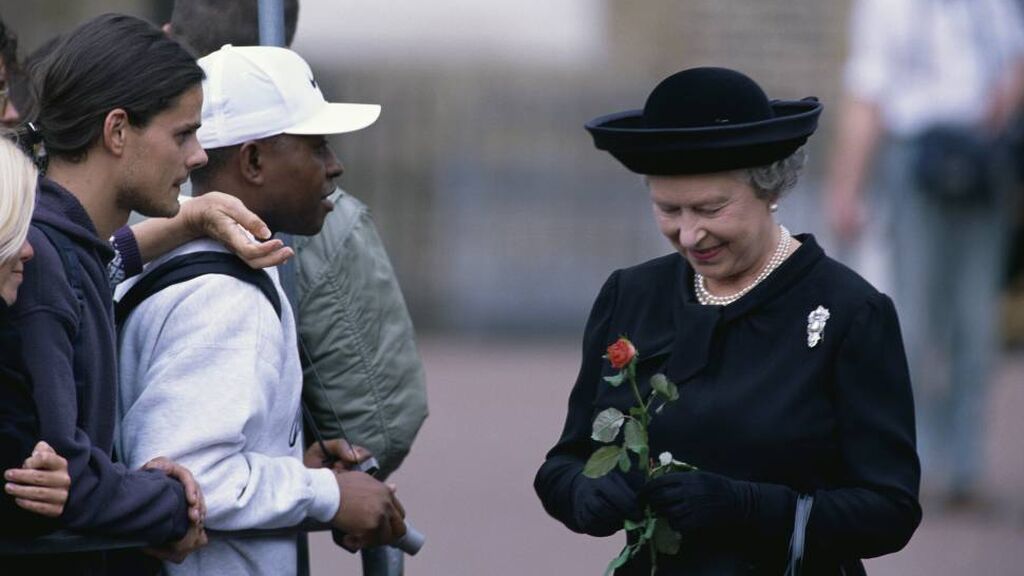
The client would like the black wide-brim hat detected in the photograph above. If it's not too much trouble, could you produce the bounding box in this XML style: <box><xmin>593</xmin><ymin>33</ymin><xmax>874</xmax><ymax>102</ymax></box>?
<box><xmin>586</xmin><ymin>67</ymin><xmax>822</xmax><ymax>175</ymax></box>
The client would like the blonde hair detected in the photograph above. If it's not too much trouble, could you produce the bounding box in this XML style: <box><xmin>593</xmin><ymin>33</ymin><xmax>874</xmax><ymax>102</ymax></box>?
<box><xmin>0</xmin><ymin>136</ymin><xmax>38</xmax><ymax>263</ymax></box>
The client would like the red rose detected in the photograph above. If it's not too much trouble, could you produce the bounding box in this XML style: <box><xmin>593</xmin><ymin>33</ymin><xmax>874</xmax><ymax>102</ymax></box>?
<box><xmin>606</xmin><ymin>337</ymin><xmax>637</xmax><ymax>370</ymax></box>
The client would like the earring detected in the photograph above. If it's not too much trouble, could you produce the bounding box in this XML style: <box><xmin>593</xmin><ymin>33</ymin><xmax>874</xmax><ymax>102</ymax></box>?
<box><xmin>769</xmin><ymin>203</ymin><xmax>779</xmax><ymax>213</ymax></box>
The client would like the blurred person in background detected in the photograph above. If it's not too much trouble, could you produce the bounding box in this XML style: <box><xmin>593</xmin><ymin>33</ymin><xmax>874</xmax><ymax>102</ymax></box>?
<box><xmin>825</xmin><ymin>0</ymin><xmax>1024</xmax><ymax>505</ymax></box>
<box><xmin>0</xmin><ymin>136</ymin><xmax>71</xmax><ymax>538</ymax></box>
<box><xmin>0</xmin><ymin>16</ymin><xmax>21</xmax><ymax>128</ymax></box>
<box><xmin>536</xmin><ymin>67</ymin><xmax>921</xmax><ymax>575</ymax></box>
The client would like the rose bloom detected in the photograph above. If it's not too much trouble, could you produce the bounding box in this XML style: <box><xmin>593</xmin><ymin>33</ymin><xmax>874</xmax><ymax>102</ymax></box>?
<box><xmin>606</xmin><ymin>337</ymin><xmax>637</xmax><ymax>370</ymax></box>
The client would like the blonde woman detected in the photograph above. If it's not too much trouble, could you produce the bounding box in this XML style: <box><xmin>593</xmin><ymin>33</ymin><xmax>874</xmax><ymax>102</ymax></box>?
<box><xmin>0</xmin><ymin>136</ymin><xmax>71</xmax><ymax>535</ymax></box>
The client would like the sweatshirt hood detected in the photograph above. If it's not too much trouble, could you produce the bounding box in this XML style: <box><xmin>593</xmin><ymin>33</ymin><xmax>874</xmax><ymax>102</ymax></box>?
<box><xmin>33</xmin><ymin>177</ymin><xmax>115</xmax><ymax>259</ymax></box>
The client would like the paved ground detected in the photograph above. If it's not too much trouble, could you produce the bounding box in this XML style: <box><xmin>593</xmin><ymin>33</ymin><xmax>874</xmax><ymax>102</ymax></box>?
<box><xmin>310</xmin><ymin>337</ymin><xmax>1024</xmax><ymax>575</ymax></box>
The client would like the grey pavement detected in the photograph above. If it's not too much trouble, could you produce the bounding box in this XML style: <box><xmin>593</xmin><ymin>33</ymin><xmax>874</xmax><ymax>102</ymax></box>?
<box><xmin>311</xmin><ymin>337</ymin><xmax>1024</xmax><ymax>575</ymax></box>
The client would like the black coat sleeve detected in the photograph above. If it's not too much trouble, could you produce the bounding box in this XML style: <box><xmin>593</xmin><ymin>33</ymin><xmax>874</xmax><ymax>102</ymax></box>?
<box><xmin>0</xmin><ymin>384</ymin><xmax>58</xmax><ymax>538</ymax></box>
<box><xmin>0</xmin><ymin>308</ymin><xmax>58</xmax><ymax>538</ymax></box>
<box><xmin>805</xmin><ymin>293</ymin><xmax>921</xmax><ymax>556</ymax></box>
<box><xmin>13</xmin><ymin>238</ymin><xmax>189</xmax><ymax>544</ymax></box>
<box><xmin>534</xmin><ymin>271</ymin><xmax>619</xmax><ymax>533</ymax></box>
<box><xmin>747</xmin><ymin>293</ymin><xmax>922</xmax><ymax>560</ymax></box>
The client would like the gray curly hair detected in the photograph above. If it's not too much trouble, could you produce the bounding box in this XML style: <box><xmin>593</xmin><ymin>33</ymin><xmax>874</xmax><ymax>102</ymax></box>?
<box><xmin>735</xmin><ymin>147</ymin><xmax>807</xmax><ymax>202</ymax></box>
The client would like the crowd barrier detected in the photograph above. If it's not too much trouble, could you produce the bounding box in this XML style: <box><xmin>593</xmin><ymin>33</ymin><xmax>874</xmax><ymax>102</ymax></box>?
<box><xmin>0</xmin><ymin>521</ymin><xmax>404</xmax><ymax>576</ymax></box>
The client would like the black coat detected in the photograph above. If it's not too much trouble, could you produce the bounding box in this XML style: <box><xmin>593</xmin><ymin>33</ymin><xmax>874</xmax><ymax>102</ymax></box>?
<box><xmin>535</xmin><ymin>235</ymin><xmax>921</xmax><ymax>575</ymax></box>
<box><xmin>0</xmin><ymin>300</ymin><xmax>57</xmax><ymax>538</ymax></box>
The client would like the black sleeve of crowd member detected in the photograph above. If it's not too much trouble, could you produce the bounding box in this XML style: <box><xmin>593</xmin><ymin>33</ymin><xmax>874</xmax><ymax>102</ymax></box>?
<box><xmin>0</xmin><ymin>306</ymin><xmax>59</xmax><ymax>538</ymax></box>
<box><xmin>13</xmin><ymin>237</ymin><xmax>189</xmax><ymax>544</ymax></box>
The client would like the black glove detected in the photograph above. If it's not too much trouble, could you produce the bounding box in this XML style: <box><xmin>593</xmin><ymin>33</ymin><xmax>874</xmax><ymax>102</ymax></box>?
<box><xmin>640</xmin><ymin>471</ymin><xmax>757</xmax><ymax>535</ymax></box>
<box><xmin>572</xmin><ymin>472</ymin><xmax>643</xmax><ymax>537</ymax></box>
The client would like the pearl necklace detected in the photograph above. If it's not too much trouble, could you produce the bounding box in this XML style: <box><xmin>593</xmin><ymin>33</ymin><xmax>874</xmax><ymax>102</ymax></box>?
<box><xmin>694</xmin><ymin>225</ymin><xmax>792</xmax><ymax>306</ymax></box>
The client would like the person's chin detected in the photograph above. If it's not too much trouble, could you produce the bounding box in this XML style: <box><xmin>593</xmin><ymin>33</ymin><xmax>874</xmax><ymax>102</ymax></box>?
<box><xmin>142</xmin><ymin>194</ymin><xmax>182</xmax><ymax>219</ymax></box>
<box><xmin>302</xmin><ymin>217</ymin><xmax>327</xmax><ymax>237</ymax></box>
<box><xmin>0</xmin><ymin>285</ymin><xmax>17</xmax><ymax>306</ymax></box>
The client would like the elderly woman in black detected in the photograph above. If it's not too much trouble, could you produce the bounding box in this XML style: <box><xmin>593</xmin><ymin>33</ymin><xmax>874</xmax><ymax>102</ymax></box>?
<box><xmin>535</xmin><ymin>68</ymin><xmax>921</xmax><ymax>575</ymax></box>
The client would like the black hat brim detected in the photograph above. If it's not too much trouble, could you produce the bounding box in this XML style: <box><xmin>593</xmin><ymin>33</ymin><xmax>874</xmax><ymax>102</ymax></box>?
<box><xmin>585</xmin><ymin>98</ymin><xmax>822</xmax><ymax>175</ymax></box>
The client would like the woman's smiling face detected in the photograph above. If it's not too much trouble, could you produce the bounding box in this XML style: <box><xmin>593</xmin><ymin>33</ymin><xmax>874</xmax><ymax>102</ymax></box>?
<box><xmin>648</xmin><ymin>172</ymin><xmax>778</xmax><ymax>293</ymax></box>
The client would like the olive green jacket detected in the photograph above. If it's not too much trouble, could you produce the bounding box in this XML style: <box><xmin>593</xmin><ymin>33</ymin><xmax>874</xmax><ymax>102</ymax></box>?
<box><xmin>295</xmin><ymin>189</ymin><xmax>428</xmax><ymax>478</ymax></box>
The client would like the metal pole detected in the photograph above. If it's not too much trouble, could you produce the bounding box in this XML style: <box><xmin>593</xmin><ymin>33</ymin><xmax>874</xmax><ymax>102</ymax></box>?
<box><xmin>254</xmin><ymin>4</ymin><xmax>402</xmax><ymax>575</ymax></box>
<box><xmin>257</xmin><ymin>0</ymin><xmax>287</xmax><ymax>47</ymax></box>
<box><xmin>255</xmin><ymin>7</ymin><xmax>306</xmax><ymax>573</ymax></box>
<box><xmin>257</xmin><ymin>0</ymin><xmax>299</xmax><ymax>311</ymax></box>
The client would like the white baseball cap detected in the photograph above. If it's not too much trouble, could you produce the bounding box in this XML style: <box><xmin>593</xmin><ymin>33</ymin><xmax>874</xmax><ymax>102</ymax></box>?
<box><xmin>197</xmin><ymin>45</ymin><xmax>380</xmax><ymax>149</ymax></box>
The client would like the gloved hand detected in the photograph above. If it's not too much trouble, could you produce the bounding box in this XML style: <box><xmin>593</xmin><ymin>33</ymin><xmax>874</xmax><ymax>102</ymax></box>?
<box><xmin>572</xmin><ymin>471</ymin><xmax>643</xmax><ymax>537</ymax></box>
<box><xmin>640</xmin><ymin>471</ymin><xmax>757</xmax><ymax>535</ymax></box>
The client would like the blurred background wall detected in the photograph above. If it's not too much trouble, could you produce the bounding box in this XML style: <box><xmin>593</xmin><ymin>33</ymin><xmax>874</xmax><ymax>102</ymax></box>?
<box><xmin>0</xmin><ymin>0</ymin><xmax>859</xmax><ymax>335</ymax></box>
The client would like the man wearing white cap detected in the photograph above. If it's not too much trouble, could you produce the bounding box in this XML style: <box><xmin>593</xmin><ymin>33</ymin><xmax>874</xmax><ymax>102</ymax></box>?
<box><xmin>114</xmin><ymin>45</ymin><xmax>406</xmax><ymax>576</ymax></box>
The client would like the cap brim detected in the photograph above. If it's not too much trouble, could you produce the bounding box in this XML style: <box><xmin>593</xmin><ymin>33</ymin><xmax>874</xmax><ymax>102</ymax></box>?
<box><xmin>285</xmin><ymin>103</ymin><xmax>382</xmax><ymax>136</ymax></box>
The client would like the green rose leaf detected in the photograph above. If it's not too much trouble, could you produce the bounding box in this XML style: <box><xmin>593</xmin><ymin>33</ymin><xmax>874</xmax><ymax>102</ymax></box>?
<box><xmin>650</xmin><ymin>373</ymin><xmax>679</xmax><ymax>402</ymax></box>
<box><xmin>591</xmin><ymin>407</ymin><xmax>625</xmax><ymax>443</ymax></box>
<box><xmin>629</xmin><ymin>406</ymin><xmax>647</xmax><ymax>420</ymax></box>
<box><xmin>653</xmin><ymin>518</ymin><xmax>682</xmax><ymax>555</ymax></box>
<box><xmin>617</xmin><ymin>448</ymin><xmax>632</xmax><ymax>473</ymax></box>
<box><xmin>623</xmin><ymin>419</ymin><xmax>647</xmax><ymax>455</ymax></box>
<box><xmin>583</xmin><ymin>445</ymin><xmax>623</xmax><ymax>478</ymax></box>
<box><xmin>603</xmin><ymin>373</ymin><xmax>625</xmax><ymax>387</ymax></box>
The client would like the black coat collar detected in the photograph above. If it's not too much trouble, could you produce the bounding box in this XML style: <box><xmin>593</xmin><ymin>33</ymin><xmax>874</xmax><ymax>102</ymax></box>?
<box><xmin>633</xmin><ymin>234</ymin><xmax>824</xmax><ymax>384</ymax></box>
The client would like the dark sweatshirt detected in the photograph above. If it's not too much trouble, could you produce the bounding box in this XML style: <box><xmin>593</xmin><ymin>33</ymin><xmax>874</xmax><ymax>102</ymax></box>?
<box><xmin>10</xmin><ymin>178</ymin><xmax>189</xmax><ymax>554</ymax></box>
<box><xmin>0</xmin><ymin>300</ymin><xmax>58</xmax><ymax>538</ymax></box>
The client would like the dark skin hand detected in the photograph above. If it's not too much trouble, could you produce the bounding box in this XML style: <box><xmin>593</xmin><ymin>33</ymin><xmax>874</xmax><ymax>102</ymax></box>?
<box><xmin>143</xmin><ymin>457</ymin><xmax>206</xmax><ymax>524</ymax></box>
<box><xmin>331</xmin><ymin>470</ymin><xmax>406</xmax><ymax>549</ymax></box>
<box><xmin>303</xmin><ymin>438</ymin><xmax>371</xmax><ymax>473</ymax></box>
<box><xmin>140</xmin><ymin>457</ymin><xmax>208</xmax><ymax>562</ymax></box>
<box><xmin>145</xmin><ymin>520</ymin><xmax>208</xmax><ymax>564</ymax></box>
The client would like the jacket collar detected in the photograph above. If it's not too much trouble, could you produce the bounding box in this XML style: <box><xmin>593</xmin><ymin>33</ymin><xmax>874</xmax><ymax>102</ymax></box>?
<box><xmin>34</xmin><ymin>177</ymin><xmax>115</xmax><ymax>262</ymax></box>
<box><xmin>640</xmin><ymin>234</ymin><xmax>824</xmax><ymax>384</ymax></box>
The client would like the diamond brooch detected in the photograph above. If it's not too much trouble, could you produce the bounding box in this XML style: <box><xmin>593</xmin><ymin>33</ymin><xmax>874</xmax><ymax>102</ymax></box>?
<box><xmin>807</xmin><ymin>306</ymin><xmax>830</xmax><ymax>348</ymax></box>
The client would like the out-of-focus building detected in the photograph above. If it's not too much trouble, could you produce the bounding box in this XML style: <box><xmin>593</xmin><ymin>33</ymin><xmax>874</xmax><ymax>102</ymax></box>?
<box><xmin>3</xmin><ymin>0</ymin><xmax>857</xmax><ymax>333</ymax></box>
<box><xmin>293</xmin><ymin>0</ymin><xmax>853</xmax><ymax>333</ymax></box>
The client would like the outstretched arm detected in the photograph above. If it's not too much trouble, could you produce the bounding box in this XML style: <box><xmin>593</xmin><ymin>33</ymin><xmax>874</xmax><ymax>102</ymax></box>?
<box><xmin>111</xmin><ymin>192</ymin><xmax>293</xmax><ymax>283</ymax></box>
<box><xmin>825</xmin><ymin>96</ymin><xmax>883</xmax><ymax>243</ymax></box>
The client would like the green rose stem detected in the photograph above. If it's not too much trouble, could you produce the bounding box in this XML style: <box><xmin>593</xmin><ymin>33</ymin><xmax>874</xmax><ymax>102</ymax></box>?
<box><xmin>624</xmin><ymin>361</ymin><xmax>659</xmax><ymax>575</ymax></box>
<box><xmin>626</xmin><ymin>362</ymin><xmax>650</xmax><ymax>473</ymax></box>
<box><xmin>586</xmin><ymin>337</ymin><xmax>688</xmax><ymax>576</ymax></box>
